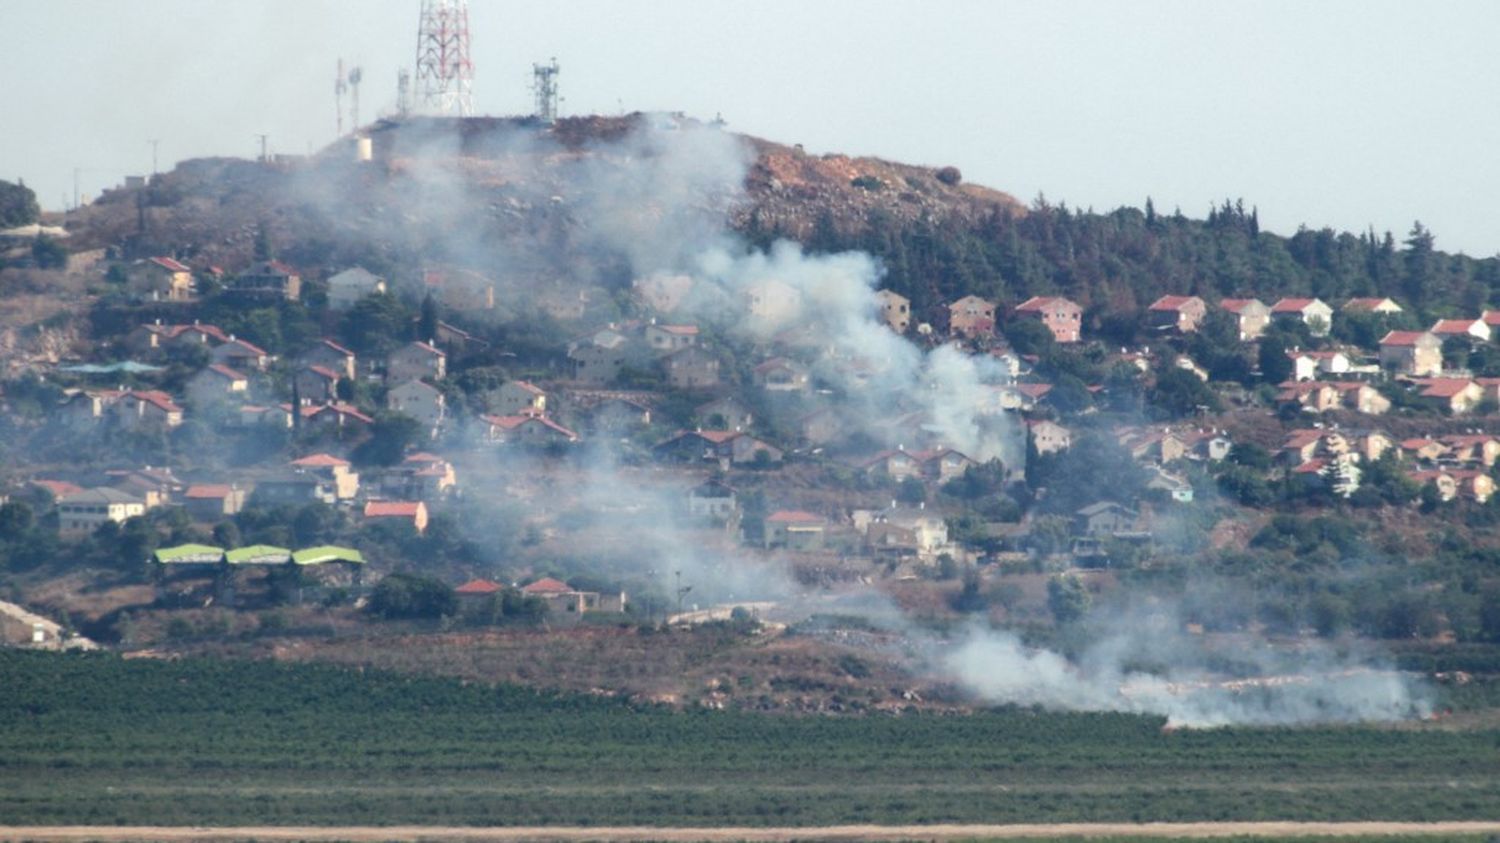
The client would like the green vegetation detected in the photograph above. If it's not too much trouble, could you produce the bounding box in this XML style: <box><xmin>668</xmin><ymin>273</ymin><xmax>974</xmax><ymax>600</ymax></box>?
<box><xmin>0</xmin><ymin>178</ymin><xmax>40</xmax><ymax>228</ymax></box>
<box><xmin>3</xmin><ymin>651</ymin><xmax>1500</xmax><ymax>827</ymax></box>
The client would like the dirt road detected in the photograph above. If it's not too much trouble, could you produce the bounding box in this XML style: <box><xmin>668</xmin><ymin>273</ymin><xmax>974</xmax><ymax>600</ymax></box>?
<box><xmin>5</xmin><ymin>822</ymin><xmax>1500</xmax><ymax>841</ymax></box>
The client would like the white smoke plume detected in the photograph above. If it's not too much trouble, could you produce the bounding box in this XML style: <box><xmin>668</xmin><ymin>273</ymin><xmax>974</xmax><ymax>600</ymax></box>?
<box><xmin>291</xmin><ymin>115</ymin><xmax>1427</xmax><ymax>727</ymax></box>
<box><xmin>944</xmin><ymin>603</ymin><xmax>1432</xmax><ymax>727</ymax></box>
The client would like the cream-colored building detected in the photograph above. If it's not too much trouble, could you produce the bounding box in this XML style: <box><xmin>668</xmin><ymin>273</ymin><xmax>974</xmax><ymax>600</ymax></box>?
<box><xmin>58</xmin><ymin>488</ymin><xmax>146</xmax><ymax>536</ymax></box>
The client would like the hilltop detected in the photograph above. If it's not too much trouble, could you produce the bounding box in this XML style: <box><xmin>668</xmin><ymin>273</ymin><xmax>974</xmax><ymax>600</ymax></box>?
<box><xmin>61</xmin><ymin>114</ymin><xmax>1024</xmax><ymax>299</ymax></box>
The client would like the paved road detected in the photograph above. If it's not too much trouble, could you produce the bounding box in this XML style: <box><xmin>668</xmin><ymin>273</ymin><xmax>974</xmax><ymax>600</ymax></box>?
<box><xmin>6</xmin><ymin>822</ymin><xmax>1500</xmax><ymax>841</ymax></box>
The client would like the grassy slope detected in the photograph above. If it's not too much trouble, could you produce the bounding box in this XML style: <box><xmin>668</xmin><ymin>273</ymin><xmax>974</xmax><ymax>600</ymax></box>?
<box><xmin>2</xmin><ymin>651</ymin><xmax>1499</xmax><ymax>827</ymax></box>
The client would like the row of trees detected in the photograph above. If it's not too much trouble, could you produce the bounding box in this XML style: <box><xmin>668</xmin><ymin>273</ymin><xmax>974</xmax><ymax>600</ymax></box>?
<box><xmin>760</xmin><ymin>198</ymin><xmax>1500</xmax><ymax>330</ymax></box>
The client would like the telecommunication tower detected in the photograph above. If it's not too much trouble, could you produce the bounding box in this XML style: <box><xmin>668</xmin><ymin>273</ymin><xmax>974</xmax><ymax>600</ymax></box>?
<box><xmin>532</xmin><ymin>58</ymin><xmax>560</xmax><ymax>124</ymax></box>
<box><xmin>396</xmin><ymin>69</ymin><xmax>413</xmax><ymax>118</ymax></box>
<box><xmin>414</xmin><ymin>0</ymin><xmax>474</xmax><ymax>116</ymax></box>
<box><xmin>347</xmin><ymin>65</ymin><xmax>363</xmax><ymax>130</ymax></box>
<box><xmin>335</xmin><ymin>60</ymin><xmax>348</xmax><ymax>136</ymax></box>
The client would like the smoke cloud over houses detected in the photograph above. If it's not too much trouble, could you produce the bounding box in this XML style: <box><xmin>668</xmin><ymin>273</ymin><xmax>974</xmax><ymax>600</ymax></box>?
<box><xmin>326</xmin><ymin>115</ymin><xmax>1426</xmax><ymax>727</ymax></box>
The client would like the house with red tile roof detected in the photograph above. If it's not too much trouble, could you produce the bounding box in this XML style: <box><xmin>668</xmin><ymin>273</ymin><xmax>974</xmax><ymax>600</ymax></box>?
<box><xmin>374</xmin><ymin>452</ymin><xmax>459</xmax><ymax>500</ymax></box>
<box><xmin>1013</xmin><ymin>295</ymin><xmax>1081</xmax><ymax>343</ymax></box>
<box><xmin>232</xmin><ymin>260</ymin><xmax>301</xmax><ymax>301</ymax></box>
<box><xmin>388</xmin><ymin>380</ymin><xmax>447</xmax><ymax>433</ymax></box>
<box><xmin>1409</xmin><ymin>469</ymin><xmax>1495</xmax><ymax>503</ymax></box>
<box><xmin>875</xmin><ymin>290</ymin><xmax>911</xmax><ymax>333</ymax></box>
<box><xmin>295</xmin><ymin>365</ymin><xmax>342</xmax><ymax>404</ymax></box>
<box><xmin>1440</xmin><ymin>434</ymin><xmax>1500</xmax><ymax>468</ymax></box>
<box><xmin>211</xmin><ymin>337</ymin><xmax>272</xmax><ymax>372</ymax></box>
<box><xmin>1147</xmin><ymin>295</ymin><xmax>1207</xmax><ymax>333</ymax></box>
<box><xmin>753</xmin><ymin>357</ymin><xmax>810</xmax><ymax>392</ymax></box>
<box><xmin>645</xmin><ymin>323</ymin><xmax>700</xmax><ymax>354</ymax></box>
<box><xmin>948</xmin><ymin>295</ymin><xmax>998</xmax><ymax>339</ymax></box>
<box><xmin>1027</xmin><ymin>419</ymin><xmax>1072</xmax><ymax>455</ymax></box>
<box><xmin>654</xmin><ymin>429</ymin><xmax>782</xmax><ymax>467</ymax></box>
<box><xmin>911</xmin><ymin>447</ymin><xmax>977</xmax><ymax>483</ymax></box>
<box><xmin>1414</xmin><ymin>378</ymin><xmax>1484</xmax><ymax>414</ymax></box>
<box><xmin>455</xmin><ymin>578</ymin><xmax>502</xmax><ymax>596</ymax></box>
<box><xmin>1431</xmin><ymin>318</ymin><xmax>1491</xmax><ymax>343</ymax></box>
<box><xmin>519</xmin><ymin>577</ymin><xmax>624</xmax><ymax>616</ymax></box>
<box><xmin>290</xmin><ymin>453</ymin><xmax>360</xmax><ymax>500</ymax></box>
<box><xmin>127</xmin><ymin>321</ymin><xmax>232</xmax><ymax>353</ymax></box>
<box><xmin>858</xmin><ymin>449</ymin><xmax>924</xmax><ymax>482</ymax></box>
<box><xmin>300</xmin><ymin>339</ymin><xmax>357</xmax><ymax>379</ymax></box>
<box><xmin>764</xmin><ymin>510</ymin><xmax>827</xmax><ymax>550</ymax></box>
<box><xmin>363</xmin><ymin>500</ymin><xmax>428</xmax><ymax>533</ymax></box>
<box><xmin>1219</xmin><ymin>298</ymin><xmax>1272</xmax><ymax>340</ymax></box>
<box><xmin>111</xmin><ymin>390</ymin><xmax>183</xmax><ymax>430</ymax></box>
<box><xmin>1379</xmin><ymin>330</ymin><xmax>1442</xmax><ymax>376</ymax></box>
<box><xmin>185</xmin><ymin>363</ymin><xmax>249</xmax><ymax>408</ymax></box>
<box><xmin>663</xmin><ymin>346</ymin><xmax>721</xmax><ymax>389</ymax></box>
<box><xmin>183</xmin><ymin>483</ymin><xmax>246</xmax><ymax>521</ymax></box>
<box><xmin>305</xmin><ymin>402</ymin><xmax>375</xmax><ymax>428</ymax></box>
<box><xmin>1270</xmin><ymin>298</ymin><xmax>1334</xmax><ymax>335</ymax></box>
<box><xmin>494</xmin><ymin>380</ymin><xmax>547</xmax><ymax>416</ymax></box>
<box><xmin>482</xmin><ymin>413</ymin><xmax>580</xmax><ymax>446</ymax></box>
<box><xmin>387</xmin><ymin>341</ymin><xmax>446</xmax><ymax>383</ymax></box>
<box><xmin>32</xmin><ymin>479</ymin><xmax>84</xmax><ymax>500</ymax></box>
<box><xmin>1279</xmin><ymin>429</ymin><xmax>1327</xmax><ymax>466</ymax></box>
<box><xmin>1399</xmin><ymin>437</ymin><xmax>1449</xmax><ymax>463</ymax></box>
<box><xmin>127</xmin><ymin>257</ymin><xmax>195</xmax><ymax>301</ymax></box>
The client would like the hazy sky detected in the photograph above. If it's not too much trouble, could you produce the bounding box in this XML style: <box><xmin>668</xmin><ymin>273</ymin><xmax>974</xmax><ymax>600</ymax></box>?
<box><xmin>4</xmin><ymin>0</ymin><xmax>1498</xmax><ymax>254</ymax></box>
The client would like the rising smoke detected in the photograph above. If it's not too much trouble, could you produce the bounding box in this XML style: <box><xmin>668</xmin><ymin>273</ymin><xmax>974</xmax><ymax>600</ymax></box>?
<box><xmin>306</xmin><ymin>114</ymin><xmax>1426</xmax><ymax>727</ymax></box>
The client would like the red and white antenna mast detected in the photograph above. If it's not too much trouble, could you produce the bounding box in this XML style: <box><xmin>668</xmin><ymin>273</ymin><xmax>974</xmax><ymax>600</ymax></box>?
<box><xmin>414</xmin><ymin>0</ymin><xmax>474</xmax><ymax>116</ymax></box>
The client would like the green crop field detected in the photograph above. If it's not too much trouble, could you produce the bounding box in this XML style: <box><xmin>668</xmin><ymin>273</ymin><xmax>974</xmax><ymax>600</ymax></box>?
<box><xmin>3</xmin><ymin>651</ymin><xmax>1499</xmax><ymax>828</ymax></box>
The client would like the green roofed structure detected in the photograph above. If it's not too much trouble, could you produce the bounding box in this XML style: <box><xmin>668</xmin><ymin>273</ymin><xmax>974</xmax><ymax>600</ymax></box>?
<box><xmin>292</xmin><ymin>545</ymin><xmax>365</xmax><ymax>566</ymax></box>
<box><xmin>153</xmin><ymin>544</ymin><xmax>225</xmax><ymax>565</ymax></box>
<box><xmin>225</xmin><ymin>545</ymin><xmax>293</xmax><ymax>566</ymax></box>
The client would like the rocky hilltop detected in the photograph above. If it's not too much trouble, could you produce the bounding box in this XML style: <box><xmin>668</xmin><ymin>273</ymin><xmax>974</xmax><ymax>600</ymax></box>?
<box><xmin>63</xmin><ymin>113</ymin><xmax>1023</xmax><ymax>284</ymax></box>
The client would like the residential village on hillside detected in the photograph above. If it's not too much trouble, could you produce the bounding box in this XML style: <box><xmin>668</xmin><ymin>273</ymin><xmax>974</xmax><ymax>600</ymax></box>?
<box><xmin>7</xmin><ymin>235</ymin><xmax>1500</xmax><ymax>643</ymax></box>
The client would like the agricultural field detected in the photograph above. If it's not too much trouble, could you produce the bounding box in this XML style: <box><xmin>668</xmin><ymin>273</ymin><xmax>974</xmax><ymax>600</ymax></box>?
<box><xmin>4</xmin><ymin>651</ymin><xmax>1500</xmax><ymax>830</ymax></box>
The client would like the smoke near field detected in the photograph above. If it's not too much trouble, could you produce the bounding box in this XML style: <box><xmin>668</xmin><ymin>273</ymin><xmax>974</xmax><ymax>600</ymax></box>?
<box><xmin>944</xmin><ymin>611</ymin><xmax>1430</xmax><ymax>728</ymax></box>
<box><xmin>294</xmin><ymin>114</ymin><xmax>1426</xmax><ymax>727</ymax></box>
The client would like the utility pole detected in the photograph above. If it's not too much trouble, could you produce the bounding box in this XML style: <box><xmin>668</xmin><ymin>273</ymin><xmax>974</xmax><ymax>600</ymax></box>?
<box><xmin>674</xmin><ymin>570</ymin><xmax>692</xmax><ymax>620</ymax></box>
<box><xmin>72</xmin><ymin>167</ymin><xmax>79</xmax><ymax>210</ymax></box>
<box><xmin>148</xmin><ymin>139</ymin><xmax>160</xmax><ymax>175</ymax></box>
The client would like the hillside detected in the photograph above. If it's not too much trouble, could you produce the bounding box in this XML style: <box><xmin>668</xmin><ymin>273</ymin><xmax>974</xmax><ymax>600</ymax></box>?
<box><xmin>61</xmin><ymin>114</ymin><xmax>1023</xmax><ymax>309</ymax></box>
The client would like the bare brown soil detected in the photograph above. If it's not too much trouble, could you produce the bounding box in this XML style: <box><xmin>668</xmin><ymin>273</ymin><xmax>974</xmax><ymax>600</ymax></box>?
<box><xmin>5</xmin><ymin>821</ymin><xmax>1500</xmax><ymax>841</ymax></box>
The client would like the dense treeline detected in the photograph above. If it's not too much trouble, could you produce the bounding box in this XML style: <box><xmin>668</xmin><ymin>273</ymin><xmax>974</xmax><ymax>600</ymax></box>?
<box><xmin>3</xmin><ymin>651</ymin><xmax>1500</xmax><ymax>826</ymax></box>
<box><xmin>748</xmin><ymin>198</ymin><xmax>1500</xmax><ymax>327</ymax></box>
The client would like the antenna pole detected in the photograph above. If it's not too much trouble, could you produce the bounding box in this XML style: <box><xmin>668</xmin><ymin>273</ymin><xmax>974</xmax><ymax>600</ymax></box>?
<box><xmin>148</xmin><ymin>139</ymin><xmax>160</xmax><ymax>175</ymax></box>
<box><xmin>335</xmin><ymin>59</ymin><xmax>347</xmax><ymax>137</ymax></box>
<box><xmin>255</xmin><ymin>134</ymin><xmax>269</xmax><ymax>163</ymax></box>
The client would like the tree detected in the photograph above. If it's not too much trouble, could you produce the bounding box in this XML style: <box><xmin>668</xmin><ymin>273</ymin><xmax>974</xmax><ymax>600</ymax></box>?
<box><xmin>895</xmin><ymin>476</ymin><xmax>926</xmax><ymax>506</ymax></box>
<box><xmin>342</xmin><ymin>294</ymin><xmax>413</xmax><ymax>356</ymax></box>
<box><xmin>369</xmin><ymin>573</ymin><xmax>457</xmax><ymax>620</ymax></box>
<box><xmin>0</xmin><ymin>179</ymin><xmax>39</xmax><ymax>228</ymax></box>
<box><xmin>0</xmin><ymin>501</ymin><xmax>33</xmax><ymax>541</ymax></box>
<box><xmin>1005</xmin><ymin>317</ymin><xmax>1056</xmax><ymax>357</ymax></box>
<box><xmin>1148</xmin><ymin>367</ymin><xmax>1221</xmax><ymax>419</ymax></box>
<box><xmin>1258</xmin><ymin>332</ymin><xmax>1294</xmax><ymax>384</ymax></box>
<box><xmin>253</xmin><ymin>220</ymin><xmax>274</xmax><ymax>261</ymax></box>
<box><xmin>1047</xmin><ymin>574</ymin><xmax>1091</xmax><ymax>624</ymax></box>
<box><xmin>1402</xmin><ymin>221</ymin><xmax>1436</xmax><ymax>307</ymax></box>
<box><xmin>418</xmin><ymin>293</ymin><xmax>439</xmax><ymax>343</ymax></box>
<box><xmin>31</xmin><ymin>236</ymin><xmax>66</xmax><ymax>269</ymax></box>
<box><xmin>352</xmin><ymin>413</ymin><xmax>422</xmax><ymax>466</ymax></box>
